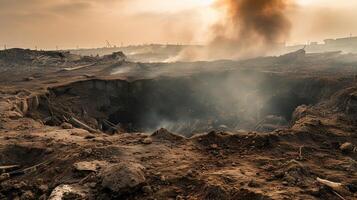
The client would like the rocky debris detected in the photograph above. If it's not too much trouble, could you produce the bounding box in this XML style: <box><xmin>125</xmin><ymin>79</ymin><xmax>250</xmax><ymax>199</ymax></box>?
<box><xmin>340</xmin><ymin>142</ymin><xmax>355</xmax><ymax>154</ymax></box>
<box><xmin>20</xmin><ymin>190</ymin><xmax>34</xmax><ymax>200</ymax></box>
<box><xmin>73</xmin><ymin>160</ymin><xmax>108</xmax><ymax>172</ymax></box>
<box><xmin>60</xmin><ymin>122</ymin><xmax>73</xmax><ymax>129</ymax></box>
<box><xmin>39</xmin><ymin>185</ymin><xmax>49</xmax><ymax>193</ymax></box>
<box><xmin>101</xmin><ymin>162</ymin><xmax>146</xmax><ymax>193</ymax></box>
<box><xmin>151</xmin><ymin>128</ymin><xmax>185</xmax><ymax>142</ymax></box>
<box><xmin>0</xmin><ymin>48</ymin><xmax>80</xmax><ymax>66</ymax></box>
<box><xmin>203</xmin><ymin>184</ymin><xmax>229</xmax><ymax>200</ymax></box>
<box><xmin>4</xmin><ymin>110</ymin><xmax>23</xmax><ymax>120</ymax></box>
<box><xmin>141</xmin><ymin>185</ymin><xmax>153</xmax><ymax>194</ymax></box>
<box><xmin>48</xmin><ymin>184</ymin><xmax>87</xmax><ymax>200</ymax></box>
<box><xmin>141</xmin><ymin>137</ymin><xmax>153</xmax><ymax>144</ymax></box>
<box><xmin>248</xmin><ymin>179</ymin><xmax>261</xmax><ymax>188</ymax></box>
<box><xmin>102</xmin><ymin>51</ymin><xmax>127</xmax><ymax>62</ymax></box>
<box><xmin>274</xmin><ymin>160</ymin><xmax>311</xmax><ymax>187</ymax></box>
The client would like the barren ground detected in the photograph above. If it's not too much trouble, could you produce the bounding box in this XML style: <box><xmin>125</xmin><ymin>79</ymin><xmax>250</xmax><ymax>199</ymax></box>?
<box><xmin>0</xmin><ymin>49</ymin><xmax>357</xmax><ymax>200</ymax></box>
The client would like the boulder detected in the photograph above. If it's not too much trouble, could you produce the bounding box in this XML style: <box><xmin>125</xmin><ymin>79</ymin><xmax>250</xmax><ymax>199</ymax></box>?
<box><xmin>60</xmin><ymin>122</ymin><xmax>73</xmax><ymax>129</ymax></box>
<box><xmin>340</xmin><ymin>142</ymin><xmax>354</xmax><ymax>153</ymax></box>
<box><xmin>101</xmin><ymin>162</ymin><xmax>146</xmax><ymax>193</ymax></box>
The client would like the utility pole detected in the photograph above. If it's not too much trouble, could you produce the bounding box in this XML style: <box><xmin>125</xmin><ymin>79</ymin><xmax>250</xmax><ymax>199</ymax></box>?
<box><xmin>4</xmin><ymin>44</ymin><xmax>6</xmax><ymax>50</ymax></box>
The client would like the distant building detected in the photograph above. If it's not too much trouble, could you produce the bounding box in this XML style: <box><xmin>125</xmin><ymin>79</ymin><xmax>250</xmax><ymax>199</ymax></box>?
<box><xmin>285</xmin><ymin>36</ymin><xmax>357</xmax><ymax>54</ymax></box>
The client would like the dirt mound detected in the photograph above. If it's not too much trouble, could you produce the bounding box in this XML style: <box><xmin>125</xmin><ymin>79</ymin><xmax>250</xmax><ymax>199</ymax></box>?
<box><xmin>151</xmin><ymin>128</ymin><xmax>186</xmax><ymax>142</ymax></box>
<box><xmin>331</xmin><ymin>87</ymin><xmax>357</xmax><ymax>120</ymax></box>
<box><xmin>0</xmin><ymin>48</ymin><xmax>80</xmax><ymax>66</ymax></box>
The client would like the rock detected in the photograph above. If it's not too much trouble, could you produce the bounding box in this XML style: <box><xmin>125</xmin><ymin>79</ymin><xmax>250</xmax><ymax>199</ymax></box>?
<box><xmin>101</xmin><ymin>162</ymin><xmax>146</xmax><ymax>193</ymax></box>
<box><xmin>48</xmin><ymin>184</ymin><xmax>86</xmax><ymax>200</ymax></box>
<box><xmin>38</xmin><ymin>194</ymin><xmax>47</xmax><ymax>200</ymax></box>
<box><xmin>60</xmin><ymin>122</ymin><xmax>73</xmax><ymax>129</ymax></box>
<box><xmin>74</xmin><ymin>160</ymin><xmax>108</xmax><ymax>172</ymax></box>
<box><xmin>20</xmin><ymin>191</ymin><xmax>34</xmax><ymax>200</ymax></box>
<box><xmin>39</xmin><ymin>185</ymin><xmax>49</xmax><ymax>193</ymax></box>
<box><xmin>88</xmin><ymin>182</ymin><xmax>97</xmax><ymax>188</ymax></box>
<box><xmin>7</xmin><ymin>111</ymin><xmax>23</xmax><ymax>119</ymax></box>
<box><xmin>204</xmin><ymin>184</ymin><xmax>229</xmax><ymax>200</ymax></box>
<box><xmin>340</xmin><ymin>142</ymin><xmax>354</xmax><ymax>153</ymax></box>
<box><xmin>142</xmin><ymin>137</ymin><xmax>153</xmax><ymax>144</ymax></box>
<box><xmin>176</xmin><ymin>195</ymin><xmax>184</xmax><ymax>200</ymax></box>
<box><xmin>210</xmin><ymin>144</ymin><xmax>219</xmax><ymax>149</ymax></box>
<box><xmin>248</xmin><ymin>180</ymin><xmax>261</xmax><ymax>188</ymax></box>
<box><xmin>142</xmin><ymin>185</ymin><xmax>153</xmax><ymax>194</ymax></box>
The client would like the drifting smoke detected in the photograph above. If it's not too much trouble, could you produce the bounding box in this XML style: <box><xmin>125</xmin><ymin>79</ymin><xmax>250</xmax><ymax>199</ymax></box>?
<box><xmin>171</xmin><ymin>0</ymin><xmax>292</xmax><ymax>61</ymax></box>
<box><xmin>212</xmin><ymin>0</ymin><xmax>291</xmax><ymax>56</ymax></box>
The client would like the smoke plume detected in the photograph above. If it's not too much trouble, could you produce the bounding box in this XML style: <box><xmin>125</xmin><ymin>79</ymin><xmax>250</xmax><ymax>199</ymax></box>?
<box><xmin>210</xmin><ymin>0</ymin><xmax>291</xmax><ymax>58</ymax></box>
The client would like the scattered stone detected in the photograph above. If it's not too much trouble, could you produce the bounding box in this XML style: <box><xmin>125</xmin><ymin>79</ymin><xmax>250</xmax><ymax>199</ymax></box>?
<box><xmin>7</xmin><ymin>111</ymin><xmax>23</xmax><ymax>119</ymax></box>
<box><xmin>88</xmin><ymin>182</ymin><xmax>96</xmax><ymax>188</ymax></box>
<box><xmin>20</xmin><ymin>191</ymin><xmax>34</xmax><ymax>200</ymax></box>
<box><xmin>204</xmin><ymin>184</ymin><xmax>229</xmax><ymax>200</ymax></box>
<box><xmin>142</xmin><ymin>185</ymin><xmax>153</xmax><ymax>194</ymax></box>
<box><xmin>38</xmin><ymin>194</ymin><xmax>47</xmax><ymax>200</ymax></box>
<box><xmin>160</xmin><ymin>175</ymin><xmax>166</xmax><ymax>182</ymax></box>
<box><xmin>45</xmin><ymin>148</ymin><xmax>54</xmax><ymax>154</ymax></box>
<box><xmin>74</xmin><ymin>160</ymin><xmax>108</xmax><ymax>172</ymax></box>
<box><xmin>176</xmin><ymin>195</ymin><xmax>184</xmax><ymax>200</ymax></box>
<box><xmin>101</xmin><ymin>162</ymin><xmax>146</xmax><ymax>193</ymax></box>
<box><xmin>142</xmin><ymin>137</ymin><xmax>153</xmax><ymax>144</ymax></box>
<box><xmin>60</xmin><ymin>122</ymin><xmax>73</xmax><ymax>129</ymax></box>
<box><xmin>83</xmin><ymin>148</ymin><xmax>93</xmax><ymax>155</ymax></box>
<box><xmin>340</xmin><ymin>142</ymin><xmax>354</xmax><ymax>153</ymax></box>
<box><xmin>248</xmin><ymin>180</ymin><xmax>261</xmax><ymax>188</ymax></box>
<box><xmin>39</xmin><ymin>185</ymin><xmax>49</xmax><ymax>193</ymax></box>
<box><xmin>48</xmin><ymin>184</ymin><xmax>86</xmax><ymax>200</ymax></box>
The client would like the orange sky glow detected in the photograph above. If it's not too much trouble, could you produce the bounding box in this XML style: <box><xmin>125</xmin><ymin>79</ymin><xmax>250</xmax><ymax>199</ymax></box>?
<box><xmin>0</xmin><ymin>0</ymin><xmax>356</xmax><ymax>49</ymax></box>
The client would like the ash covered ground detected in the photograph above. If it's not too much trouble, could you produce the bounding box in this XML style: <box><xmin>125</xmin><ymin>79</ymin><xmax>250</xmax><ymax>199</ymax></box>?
<box><xmin>0</xmin><ymin>48</ymin><xmax>357</xmax><ymax>200</ymax></box>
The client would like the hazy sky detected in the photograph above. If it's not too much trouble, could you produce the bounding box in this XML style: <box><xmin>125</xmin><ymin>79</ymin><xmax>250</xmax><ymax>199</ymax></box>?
<box><xmin>1</xmin><ymin>0</ymin><xmax>357</xmax><ymax>49</ymax></box>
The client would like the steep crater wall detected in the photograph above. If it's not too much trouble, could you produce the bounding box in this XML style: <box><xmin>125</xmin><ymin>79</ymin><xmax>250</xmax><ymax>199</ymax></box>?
<box><xmin>32</xmin><ymin>70</ymin><xmax>346</xmax><ymax>136</ymax></box>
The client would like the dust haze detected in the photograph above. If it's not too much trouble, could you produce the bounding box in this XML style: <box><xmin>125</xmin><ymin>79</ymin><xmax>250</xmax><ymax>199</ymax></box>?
<box><xmin>169</xmin><ymin>0</ymin><xmax>291</xmax><ymax>61</ymax></box>
<box><xmin>210</xmin><ymin>0</ymin><xmax>291</xmax><ymax>58</ymax></box>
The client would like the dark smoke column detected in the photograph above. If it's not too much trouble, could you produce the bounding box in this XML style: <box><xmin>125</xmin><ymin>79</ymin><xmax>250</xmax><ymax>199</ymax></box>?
<box><xmin>211</xmin><ymin>0</ymin><xmax>291</xmax><ymax>58</ymax></box>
